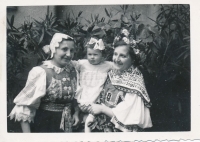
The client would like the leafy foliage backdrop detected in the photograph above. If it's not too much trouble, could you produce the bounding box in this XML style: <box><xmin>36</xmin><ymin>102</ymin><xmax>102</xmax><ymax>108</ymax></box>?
<box><xmin>7</xmin><ymin>5</ymin><xmax>190</xmax><ymax>131</ymax></box>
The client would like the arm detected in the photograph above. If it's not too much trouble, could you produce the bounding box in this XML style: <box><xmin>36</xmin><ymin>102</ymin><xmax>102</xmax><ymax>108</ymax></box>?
<box><xmin>106</xmin><ymin>61</ymin><xmax>115</xmax><ymax>70</ymax></box>
<box><xmin>88</xmin><ymin>104</ymin><xmax>114</xmax><ymax>118</ymax></box>
<box><xmin>20</xmin><ymin>121</ymin><xmax>31</xmax><ymax>133</ymax></box>
<box><xmin>9</xmin><ymin>67</ymin><xmax>46</xmax><ymax>132</ymax></box>
<box><xmin>71</xmin><ymin>60</ymin><xmax>81</xmax><ymax>71</ymax></box>
<box><xmin>72</xmin><ymin>99</ymin><xmax>80</xmax><ymax>127</ymax></box>
<box><xmin>100</xmin><ymin>104</ymin><xmax>114</xmax><ymax>118</ymax></box>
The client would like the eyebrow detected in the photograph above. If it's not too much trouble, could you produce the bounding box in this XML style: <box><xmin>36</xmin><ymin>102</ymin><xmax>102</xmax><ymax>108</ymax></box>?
<box><xmin>114</xmin><ymin>51</ymin><xmax>127</xmax><ymax>55</ymax></box>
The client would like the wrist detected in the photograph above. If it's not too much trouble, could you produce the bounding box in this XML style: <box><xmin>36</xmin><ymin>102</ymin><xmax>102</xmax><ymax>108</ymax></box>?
<box><xmin>100</xmin><ymin>105</ymin><xmax>106</xmax><ymax>114</ymax></box>
<box><xmin>74</xmin><ymin>110</ymin><xmax>79</xmax><ymax>115</ymax></box>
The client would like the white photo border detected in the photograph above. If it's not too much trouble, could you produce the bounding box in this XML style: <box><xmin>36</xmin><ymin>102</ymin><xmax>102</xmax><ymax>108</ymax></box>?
<box><xmin>1</xmin><ymin>0</ymin><xmax>200</xmax><ymax>141</ymax></box>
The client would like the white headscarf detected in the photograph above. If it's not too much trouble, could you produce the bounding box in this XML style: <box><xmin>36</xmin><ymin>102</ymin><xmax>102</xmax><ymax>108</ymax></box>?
<box><xmin>50</xmin><ymin>33</ymin><xmax>74</xmax><ymax>58</ymax></box>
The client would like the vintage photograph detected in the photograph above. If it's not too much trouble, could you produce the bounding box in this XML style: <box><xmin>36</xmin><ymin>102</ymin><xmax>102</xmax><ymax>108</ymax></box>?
<box><xmin>6</xmin><ymin>4</ymin><xmax>191</xmax><ymax>134</ymax></box>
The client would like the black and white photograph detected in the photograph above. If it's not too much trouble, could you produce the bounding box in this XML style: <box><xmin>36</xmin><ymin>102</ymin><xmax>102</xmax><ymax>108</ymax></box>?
<box><xmin>0</xmin><ymin>0</ymin><xmax>200</xmax><ymax>141</ymax></box>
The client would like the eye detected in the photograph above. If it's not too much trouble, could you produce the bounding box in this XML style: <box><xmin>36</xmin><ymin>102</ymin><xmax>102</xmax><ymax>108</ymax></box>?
<box><xmin>62</xmin><ymin>48</ymin><xmax>68</xmax><ymax>52</ymax></box>
<box><xmin>70</xmin><ymin>49</ymin><xmax>74</xmax><ymax>53</ymax></box>
<box><xmin>114</xmin><ymin>52</ymin><xmax>118</xmax><ymax>56</ymax></box>
<box><xmin>121</xmin><ymin>55</ymin><xmax>126</xmax><ymax>58</ymax></box>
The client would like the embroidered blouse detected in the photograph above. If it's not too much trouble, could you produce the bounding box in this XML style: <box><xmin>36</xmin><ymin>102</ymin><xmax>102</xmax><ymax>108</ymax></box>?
<box><xmin>9</xmin><ymin>60</ymin><xmax>77</xmax><ymax>123</ymax></box>
<box><xmin>99</xmin><ymin>66</ymin><xmax>152</xmax><ymax>131</ymax></box>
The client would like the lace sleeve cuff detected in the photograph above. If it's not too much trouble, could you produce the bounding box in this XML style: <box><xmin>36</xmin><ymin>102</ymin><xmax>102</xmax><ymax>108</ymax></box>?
<box><xmin>9</xmin><ymin>105</ymin><xmax>36</xmax><ymax>123</ymax></box>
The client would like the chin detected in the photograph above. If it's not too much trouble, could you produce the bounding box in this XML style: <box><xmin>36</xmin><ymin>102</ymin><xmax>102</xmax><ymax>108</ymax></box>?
<box><xmin>113</xmin><ymin>64</ymin><xmax>122</xmax><ymax>70</ymax></box>
<box><xmin>63</xmin><ymin>60</ymin><xmax>70</xmax><ymax>63</ymax></box>
<box><xmin>89</xmin><ymin>60</ymin><xmax>99</xmax><ymax>65</ymax></box>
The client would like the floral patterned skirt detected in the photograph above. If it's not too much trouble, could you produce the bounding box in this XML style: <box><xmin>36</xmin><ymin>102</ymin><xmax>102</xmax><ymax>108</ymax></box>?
<box><xmin>90</xmin><ymin>114</ymin><xmax>143</xmax><ymax>132</ymax></box>
<box><xmin>89</xmin><ymin>114</ymin><xmax>121</xmax><ymax>132</ymax></box>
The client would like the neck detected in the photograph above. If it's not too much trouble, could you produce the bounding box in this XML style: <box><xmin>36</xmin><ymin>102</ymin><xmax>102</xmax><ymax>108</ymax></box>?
<box><xmin>51</xmin><ymin>60</ymin><xmax>66</xmax><ymax>68</ymax></box>
<box><xmin>115</xmin><ymin>65</ymin><xmax>134</xmax><ymax>73</ymax></box>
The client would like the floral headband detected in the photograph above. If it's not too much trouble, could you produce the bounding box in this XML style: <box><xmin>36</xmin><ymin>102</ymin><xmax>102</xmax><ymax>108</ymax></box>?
<box><xmin>113</xmin><ymin>29</ymin><xmax>141</xmax><ymax>54</ymax></box>
<box><xmin>42</xmin><ymin>33</ymin><xmax>74</xmax><ymax>58</ymax></box>
<box><xmin>86</xmin><ymin>38</ymin><xmax>105</xmax><ymax>50</ymax></box>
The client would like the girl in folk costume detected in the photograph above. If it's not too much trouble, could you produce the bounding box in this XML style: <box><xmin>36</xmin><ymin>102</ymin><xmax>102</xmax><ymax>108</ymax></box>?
<box><xmin>9</xmin><ymin>33</ymin><xmax>80</xmax><ymax>132</ymax></box>
<box><xmin>71</xmin><ymin>37</ymin><xmax>113</xmax><ymax>132</ymax></box>
<box><xmin>86</xmin><ymin>29</ymin><xmax>153</xmax><ymax>132</ymax></box>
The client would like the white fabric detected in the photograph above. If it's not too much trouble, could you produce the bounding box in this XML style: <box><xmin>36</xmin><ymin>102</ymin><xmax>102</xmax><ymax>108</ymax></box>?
<box><xmin>111</xmin><ymin>92</ymin><xmax>152</xmax><ymax>129</ymax></box>
<box><xmin>9</xmin><ymin>67</ymin><xmax>46</xmax><ymax>122</ymax></box>
<box><xmin>72</xmin><ymin>59</ymin><xmax>113</xmax><ymax>104</ymax></box>
<box><xmin>43</xmin><ymin>60</ymin><xmax>69</xmax><ymax>74</ymax></box>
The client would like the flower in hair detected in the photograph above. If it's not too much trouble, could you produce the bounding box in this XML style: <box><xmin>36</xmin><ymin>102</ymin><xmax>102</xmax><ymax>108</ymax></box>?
<box><xmin>130</xmin><ymin>39</ymin><xmax>137</xmax><ymax>48</ymax></box>
<box><xmin>114</xmin><ymin>36</ymin><xmax>120</xmax><ymax>41</ymax></box>
<box><xmin>122</xmin><ymin>37</ymin><xmax>130</xmax><ymax>44</ymax></box>
<box><xmin>112</xmin><ymin>36</ymin><xmax>120</xmax><ymax>46</ymax></box>
<box><xmin>133</xmin><ymin>48</ymin><xmax>140</xmax><ymax>54</ymax></box>
<box><xmin>121</xmin><ymin>29</ymin><xmax>130</xmax><ymax>37</ymax></box>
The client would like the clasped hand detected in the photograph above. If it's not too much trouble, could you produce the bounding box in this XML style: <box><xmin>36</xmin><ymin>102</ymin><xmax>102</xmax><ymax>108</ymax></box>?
<box><xmin>79</xmin><ymin>103</ymin><xmax>103</xmax><ymax>115</ymax></box>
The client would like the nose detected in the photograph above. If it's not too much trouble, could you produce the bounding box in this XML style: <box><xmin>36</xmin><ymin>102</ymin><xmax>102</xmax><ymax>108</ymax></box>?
<box><xmin>91</xmin><ymin>55</ymin><xmax>94</xmax><ymax>59</ymax></box>
<box><xmin>66</xmin><ymin>50</ymin><xmax>71</xmax><ymax>57</ymax></box>
<box><xmin>113</xmin><ymin>55</ymin><xmax>120</xmax><ymax>62</ymax></box>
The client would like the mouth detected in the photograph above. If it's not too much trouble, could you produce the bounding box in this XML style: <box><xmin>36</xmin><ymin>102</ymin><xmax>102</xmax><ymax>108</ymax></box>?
<box><xmin>63</xmin><ymin>58</ymin><xmax>71</xmax><ymax>62</ymax></box>
<box><xmin>114</xmin><ymin>61</ymin><xmax>123</xmax><ymax>66</ymax></box>
<box><xmin>89</xmin><ymin>60</ymin><xmax>95</xmax><ymax>63</ymax></box>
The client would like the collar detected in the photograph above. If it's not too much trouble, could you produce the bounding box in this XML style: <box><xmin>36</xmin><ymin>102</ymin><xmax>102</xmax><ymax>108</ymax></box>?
<box><xmin>42</xmin><ymin>60</ymin><xmax>73</xmax><ymax>74</ymax></box>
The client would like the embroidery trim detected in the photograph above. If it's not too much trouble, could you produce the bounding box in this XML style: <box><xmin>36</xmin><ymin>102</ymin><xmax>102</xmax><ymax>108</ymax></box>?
<box><xmin>109</xmin><ymin>66</ymin><xmax>152</xmax><ymax>107</ymax></box>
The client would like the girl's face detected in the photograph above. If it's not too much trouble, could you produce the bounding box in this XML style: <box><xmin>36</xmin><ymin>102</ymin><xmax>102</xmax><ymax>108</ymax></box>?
<box><xmin>87</xmin><ymin>48</ymin><xmax>103</xmax><ymax>65</ymax></box>
<box><xmin>53</xmin><ymin>40</ymin><xmax>75</xmax><ymax>67</ymax></box>
<box><xmin>112</xmin><ymin>45</ymin><xmax>133</xmax><ymax>71</ymax></box>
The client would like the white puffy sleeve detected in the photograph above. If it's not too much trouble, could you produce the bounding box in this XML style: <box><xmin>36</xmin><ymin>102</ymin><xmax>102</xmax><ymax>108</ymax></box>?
<box><xmin>9</xmin><ymin>67</ymin><xmax>46</xmax><ymax>123</ymax></box>
<box><xmin>110</xmin><ymin>92</ymin><xmax>152</xmax><ymax>131</ymax></box>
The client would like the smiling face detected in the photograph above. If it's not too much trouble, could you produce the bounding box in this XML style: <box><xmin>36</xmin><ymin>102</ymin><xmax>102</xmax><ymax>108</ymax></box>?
<box><xmin>112</xmin><ymin>45</ymin><xmax>133</xmax><ymax>71</ymax></box>
<box><xmin>53</xmin><ymin>40</ymin><xmax>75</xmax><ymax>67</ymax></box>
<box><xmin>87</xmin><ymin>47</ymin><xmax>103</xmax><ymax>65</ymax></box>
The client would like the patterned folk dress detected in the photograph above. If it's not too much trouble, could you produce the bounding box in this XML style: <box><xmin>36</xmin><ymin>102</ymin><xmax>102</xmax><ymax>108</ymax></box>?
<box><xmin>91</xmin><ymin>66</ymin><xmax>153</xmax><ymax>132</ymax></box>
<box><xmin>9</xmin><ymin>61</ymin><xmax>77</xmax><ymax>132</ymax></box>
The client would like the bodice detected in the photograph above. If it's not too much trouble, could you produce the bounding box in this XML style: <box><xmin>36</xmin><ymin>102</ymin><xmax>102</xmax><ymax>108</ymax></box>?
<box><xmin>40</xmin><ymin>63</ymin><xmax>77</xmax><ymax>105</ymax></box>
<box><xmin>100</xmin><ymin>77</ymin><xmax>126</xmax><ymax>108</ymax></box>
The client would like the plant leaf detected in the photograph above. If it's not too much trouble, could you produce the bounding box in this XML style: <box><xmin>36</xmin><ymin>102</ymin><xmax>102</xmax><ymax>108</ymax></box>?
<box><xmin>78</xmin><ymin>11</ymin><xmax>83</xmax><ymax>17</ymax></box>
<box><xmin>91</xmin><ymin>14</ymin><xmax>93</xmax><ymax>22</ymax></box>
<box><xmin>38</xmin><ymin>28</ymin><xmax>45</xmax><ymax>45</ymax></box>
<box><xmin>105</xmin><ymin>8</ymin><xmax>110</xmax><ymax>17</ymax></box>
<box><xmin>10</xmin><ymin>15</ymin><xmax>14</xmax><ymax>27</ymax></box>
<box><xmin>125</xmin><ymin>5</ymin><xmax>128</xmax><ymax>10</ymax></box>
<box><xmin>84</xmin><ymin>18</ymin><xmax>91</xmax><ymax>24</ymax></box>
<box><xmin>7</xmin><ymin>18</ymin><xmax>12</xmax><ymax>29</ymax></box>
<box><xmin>87</xmin><ymin>24</ymin><xmax>95</xmax><ymax>33</ymax></box>
<box><xmin>122</xmin><ymin>16</ymin><xmax>129</xmax><ymax>24</ymax></box>
<box><xmin>78</xmin><ymin>27</ymin><xmax>88</xmax><ymax>34</ymax></box>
